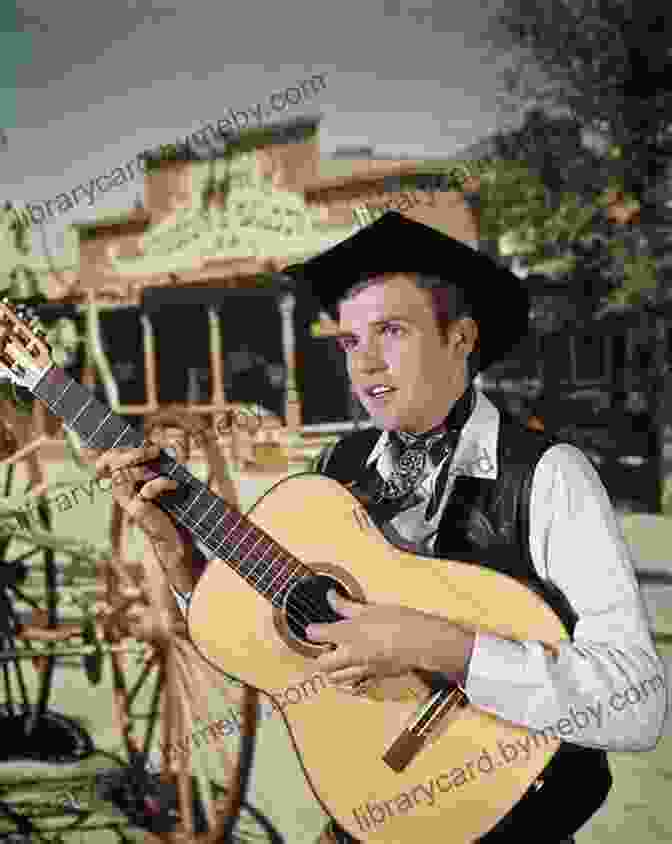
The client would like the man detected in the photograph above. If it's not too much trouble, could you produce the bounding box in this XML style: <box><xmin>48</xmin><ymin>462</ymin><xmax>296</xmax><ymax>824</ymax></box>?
<box><xmin>84</xmin><ymin>212</ymin><xmax>666</xmax><ymax>843</ymax></box>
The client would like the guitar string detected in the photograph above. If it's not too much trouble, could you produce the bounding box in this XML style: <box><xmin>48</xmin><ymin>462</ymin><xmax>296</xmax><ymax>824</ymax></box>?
<box><xmin>139</xmin><ymin>456</ymin><xmax>502</xmax><ymax>637</ymax></box>
<box><xmin>34</xmin><ymin>371</ymin><xmax>494</xmax><ymax>636</ymax></box>
<box><xmin>168</xmin><ymin>480</ymin><xmax>496</xmax><ymax>637</ymax></box>
<box><xmin>108</xmin><ymin>440</ymin><xmax>329</xmax><ymax>629</ymax></box>
<box><xmin>156</xmin><ymin>411</ymin><xmax>499</xmax><ymax>633</ymax></box>
<box><xmin>120</xmin><ymin>421</ymin><xmax>496</xmax><ymax>635</ymax></box>
<box><xmin>172</xmin><ymin>503</ymin><xmax>331</xmax><ymax>630</ymax></box>
<box><xmin>86</xmin><ymin>411</ymin><xmax>335</xmax><ymax>629</ymax></box>
<box><xmin>56</xmin><ymin>393</ymin><xmax>329</xmax><ymax>627</ymax></box>
<box><xmin>16</xmin><ymin>370</ymin><xmax>314</xmax><ymax>629</ymax></box>
<box><xmin>125</xmin><ymin>430</ymin><xmax>362</xmax><ymax>628</ymax></box>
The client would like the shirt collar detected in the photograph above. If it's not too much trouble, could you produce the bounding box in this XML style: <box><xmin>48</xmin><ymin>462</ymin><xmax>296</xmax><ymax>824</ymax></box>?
<box><xmin>365</xmin><ymin>389</ymin><xmax>499</xmax><ymax>479</ymax></box>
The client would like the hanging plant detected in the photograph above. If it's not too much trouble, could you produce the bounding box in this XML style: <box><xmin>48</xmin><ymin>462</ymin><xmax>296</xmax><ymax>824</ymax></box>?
<box><xmin>45</xmin><ymin>316</ymin><xmax>81</xmax><ymax>368</ymax></box>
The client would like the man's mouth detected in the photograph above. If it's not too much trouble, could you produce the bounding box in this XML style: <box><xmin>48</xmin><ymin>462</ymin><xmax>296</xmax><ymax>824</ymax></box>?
<box><xmin>363</xmin><ymin>385</ymin><xmax>397</xmax><ymax>400</ymax></box>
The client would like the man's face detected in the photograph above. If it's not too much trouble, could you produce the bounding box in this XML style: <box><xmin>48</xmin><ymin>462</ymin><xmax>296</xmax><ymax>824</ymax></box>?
<box><xmin>336</xmin><ymin>273</ymin><xmax>476</xmax><ymax>433</ymax></box>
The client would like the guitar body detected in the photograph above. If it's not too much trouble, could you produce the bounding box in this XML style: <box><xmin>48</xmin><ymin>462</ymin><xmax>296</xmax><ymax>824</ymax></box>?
<box><xmin>189</xmin><ymin>473</ymin><xmax>567</xmax><ymax>843</ymax></box>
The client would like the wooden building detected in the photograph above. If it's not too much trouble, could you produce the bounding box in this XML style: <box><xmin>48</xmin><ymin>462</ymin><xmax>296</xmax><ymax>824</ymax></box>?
<box><xmin>12</xmin><ymin>115</ymin><xmax>479</xmax><ymax>467</ymax></box>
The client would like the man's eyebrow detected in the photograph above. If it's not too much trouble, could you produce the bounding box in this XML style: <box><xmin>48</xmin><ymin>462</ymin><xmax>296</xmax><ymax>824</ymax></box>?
<box><xmin>333</xmin><ymin>315</ymin><xmax>414</xmax><ymax>338</ymax></box>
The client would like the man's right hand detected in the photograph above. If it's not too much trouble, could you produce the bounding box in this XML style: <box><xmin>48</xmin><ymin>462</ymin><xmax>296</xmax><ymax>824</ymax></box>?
<box><xmin>79</xmin><ymin>442</ymin><xmax>196</xmax><ymax>594</ymax></box>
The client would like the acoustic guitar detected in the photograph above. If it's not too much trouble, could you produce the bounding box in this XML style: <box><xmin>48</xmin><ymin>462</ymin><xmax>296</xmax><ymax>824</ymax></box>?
<box><xmin>0</xmin><ymin>300</ymin><xmax>567</xmax><ymax>842</ymax></box>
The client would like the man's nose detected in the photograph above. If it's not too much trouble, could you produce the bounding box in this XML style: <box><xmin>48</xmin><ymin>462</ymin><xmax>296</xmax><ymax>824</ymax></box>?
<box><xmin>350</xmin><ymin>343</ymin><xmax>386</xmax><ymax>373</ymax></box>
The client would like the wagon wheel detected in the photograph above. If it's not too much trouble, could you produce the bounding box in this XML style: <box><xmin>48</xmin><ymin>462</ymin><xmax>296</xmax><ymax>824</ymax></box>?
<box><xmin>101</xmin><ymin>411</ymin><xmax>267</xmax><ymax>842</ymax></box>
<box><xmin>0</xmin><ymin>408</ymin><xmax>93</xmax><ymax>765</ymax></box>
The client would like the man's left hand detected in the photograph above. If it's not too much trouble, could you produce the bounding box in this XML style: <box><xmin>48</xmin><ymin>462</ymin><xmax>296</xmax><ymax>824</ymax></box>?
<box><xmin>305</xmin><ymin>591</ymin><xmax>474</xmax><ymax>691</ymax></box>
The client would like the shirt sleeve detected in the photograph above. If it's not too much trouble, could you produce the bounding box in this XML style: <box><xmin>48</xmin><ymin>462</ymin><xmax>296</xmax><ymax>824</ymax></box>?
<box><xmin>169</xmin><ymin>584</ymin><xmax>191</xmax><ymax>617</ymax></box>
<box><xmin>167</xmin><ymin>538</ymin><xmax>214</xmax><ymax>618</ymax></box>
<box><xmin>464</xmin><ymin>443</ymin><xmax>669</xmax><ymax>751</ymax></box>
<box><xmin>313</xmin><ymin>440</ymin><xmax>340</xmax><ymax>474</ymax></box>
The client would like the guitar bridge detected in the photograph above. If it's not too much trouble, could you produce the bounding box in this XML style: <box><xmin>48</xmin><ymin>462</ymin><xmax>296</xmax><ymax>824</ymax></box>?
<box><xmin>382</xmin><ymin>685</ymin><xmax>468</xmax><ymax>772</ymax></box>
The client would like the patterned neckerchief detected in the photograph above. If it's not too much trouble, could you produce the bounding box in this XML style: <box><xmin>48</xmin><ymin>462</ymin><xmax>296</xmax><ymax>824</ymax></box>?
<box><xmin>377</xmin><ymin>384</ymin><xmax>477</xmax><ymax>511</ymax></box>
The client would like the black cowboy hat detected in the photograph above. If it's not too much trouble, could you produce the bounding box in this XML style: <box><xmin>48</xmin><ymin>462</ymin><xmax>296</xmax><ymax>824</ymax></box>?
<box><xmin>282</xmin><ymin>211</ymin><xmax>530</xmax><ymax>373</ymax></box>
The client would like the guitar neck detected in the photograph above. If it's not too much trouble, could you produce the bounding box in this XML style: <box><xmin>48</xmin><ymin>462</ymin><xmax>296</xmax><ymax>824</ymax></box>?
<box><xmin>33</xmin><ymin>366</ymin><xmax>309</xmax><ymax>606</ymax></box>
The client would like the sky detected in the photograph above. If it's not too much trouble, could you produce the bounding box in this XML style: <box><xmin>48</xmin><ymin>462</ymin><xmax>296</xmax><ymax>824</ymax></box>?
<box><xmin>1</xmin><ymin>0</ymin><xmax>519</xmax><ymax>259</ymax></box>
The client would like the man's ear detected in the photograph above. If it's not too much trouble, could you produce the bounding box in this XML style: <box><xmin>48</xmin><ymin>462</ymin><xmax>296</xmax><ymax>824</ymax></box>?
<box><xmin>455</xmin><ymin>317</ymin><xmax>478</xmax><ymax>353</ymax></box>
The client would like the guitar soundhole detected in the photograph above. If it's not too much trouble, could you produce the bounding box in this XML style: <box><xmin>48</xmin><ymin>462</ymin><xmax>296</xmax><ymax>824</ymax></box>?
<box><xmin>284</xmin><ymin>575</ymin><xmax>354</xmax><ymax>644</ymax></box>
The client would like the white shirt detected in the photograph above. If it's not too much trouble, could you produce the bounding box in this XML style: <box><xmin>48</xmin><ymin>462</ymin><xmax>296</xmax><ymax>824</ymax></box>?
<box><xmin>364</xmin><ymin>389</ymin><xmax>668</xmax><ymax>751</ymax></box>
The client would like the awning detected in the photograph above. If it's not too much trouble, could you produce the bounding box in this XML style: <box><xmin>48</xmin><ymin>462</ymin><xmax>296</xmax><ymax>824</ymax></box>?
<box><xmin>140</xmin><ymin>278</ymin><xmax>294</xmax><ymax>314</ymax></box>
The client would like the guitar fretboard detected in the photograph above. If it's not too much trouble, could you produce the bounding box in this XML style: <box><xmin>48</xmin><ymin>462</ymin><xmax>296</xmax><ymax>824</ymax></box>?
<box><xmin>33</xmin><ymin>366</ymin><xmax>310</xmax><ymax>607</ymax></box>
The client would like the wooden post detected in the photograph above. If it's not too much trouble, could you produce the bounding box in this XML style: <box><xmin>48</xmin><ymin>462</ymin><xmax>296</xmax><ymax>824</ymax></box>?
<box><xmin>279</xmin><ymin>293</ymin><xmax>300</xmax><ymax>430</ymax></box>
<box><xmin>208</xmin><ymin>306</ymin><xmax>226</xmax><ymax>408</ymax></box>
<box><xmin>279</xmin><ymin>292</ymin><xmax>305</xmax><ymax>468</ymax></box>
<box><xmin>140</xmin><ymin>314</ymin><xmax>160</xmax><ymax>413</ymax></box>
<box><xmin>81</xmin><ymin>312</ymin><xmax>98</xmax><ymax>391</ymax></box>
<box><xmin>209</xmin><ymin>304</ymin><xmax>240</xmax><ymax>469</ymax></box>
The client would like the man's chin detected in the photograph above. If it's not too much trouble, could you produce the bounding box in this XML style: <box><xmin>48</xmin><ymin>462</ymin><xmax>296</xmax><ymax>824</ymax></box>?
<box><xmin>366</xmin><ymin>407</ymin><xmax>404</xmax><ymax>431</ymax></box>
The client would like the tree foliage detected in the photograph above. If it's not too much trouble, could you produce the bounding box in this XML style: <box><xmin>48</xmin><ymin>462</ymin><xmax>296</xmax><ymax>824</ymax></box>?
<box><xmin>481</xmin><ymin>1</ymin><xmax>670</xmax><ymax>309</ymax></box>
<box><xmin>485</xmin><ymin>0</ymin><xmax>672</xmax><ymax>197</ymax></box>
<box><xmin>0</xmin><ymin>203</ymin><xmax>80</xmax><ymax>411</ymax></box>
<box><xmin>482</xmin><ymin>0</ymin><xmax>672</xmax><ymax>512</ymax></box>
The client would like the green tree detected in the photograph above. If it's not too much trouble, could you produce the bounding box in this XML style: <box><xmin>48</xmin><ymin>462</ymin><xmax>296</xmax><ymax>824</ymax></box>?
<box><xmin>0</xmin><ymin>202</ymin><xmax>80</xmax><ymax>412</ymax></box>
<box><xmin>483</xmin><ymin>109</ymin><xmax>655</xmax><ymax>312</ymax></box>
<box><xmin>483</xmin><ymin>0</ymin><xmax>672</xmax><ymax>511</ymax></box>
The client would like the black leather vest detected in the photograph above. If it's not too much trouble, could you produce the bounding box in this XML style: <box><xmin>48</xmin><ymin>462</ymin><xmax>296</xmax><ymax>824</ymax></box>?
<box><xmin>317</xmin><ymin>408</ymin><xmax>612</xmax><ymax>842</ymax></box>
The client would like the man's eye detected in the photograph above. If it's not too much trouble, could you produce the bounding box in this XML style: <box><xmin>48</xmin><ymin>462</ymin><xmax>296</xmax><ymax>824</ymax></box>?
<box><xmin>337</xmin><ymin>337</ymin><xmax>356</xmax><ymax>351</ymax></box>
<box><xmin>381</xmin><ymin>324</ymin><xmax>405</xmax><ymax>337</ymax></box>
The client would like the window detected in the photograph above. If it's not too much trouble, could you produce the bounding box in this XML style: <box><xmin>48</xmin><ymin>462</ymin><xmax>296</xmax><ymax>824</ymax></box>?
<box><xmin>94</xmin><ymin>306</ymin><xmax>147</xmax><ymax>405</ymax></box>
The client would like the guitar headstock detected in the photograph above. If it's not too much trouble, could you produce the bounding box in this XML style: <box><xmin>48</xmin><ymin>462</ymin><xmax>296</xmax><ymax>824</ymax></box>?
<box><xmin>0</xmin><ymin>298</ymin><xmax>53</xmax><ymax>391</ymax></box>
